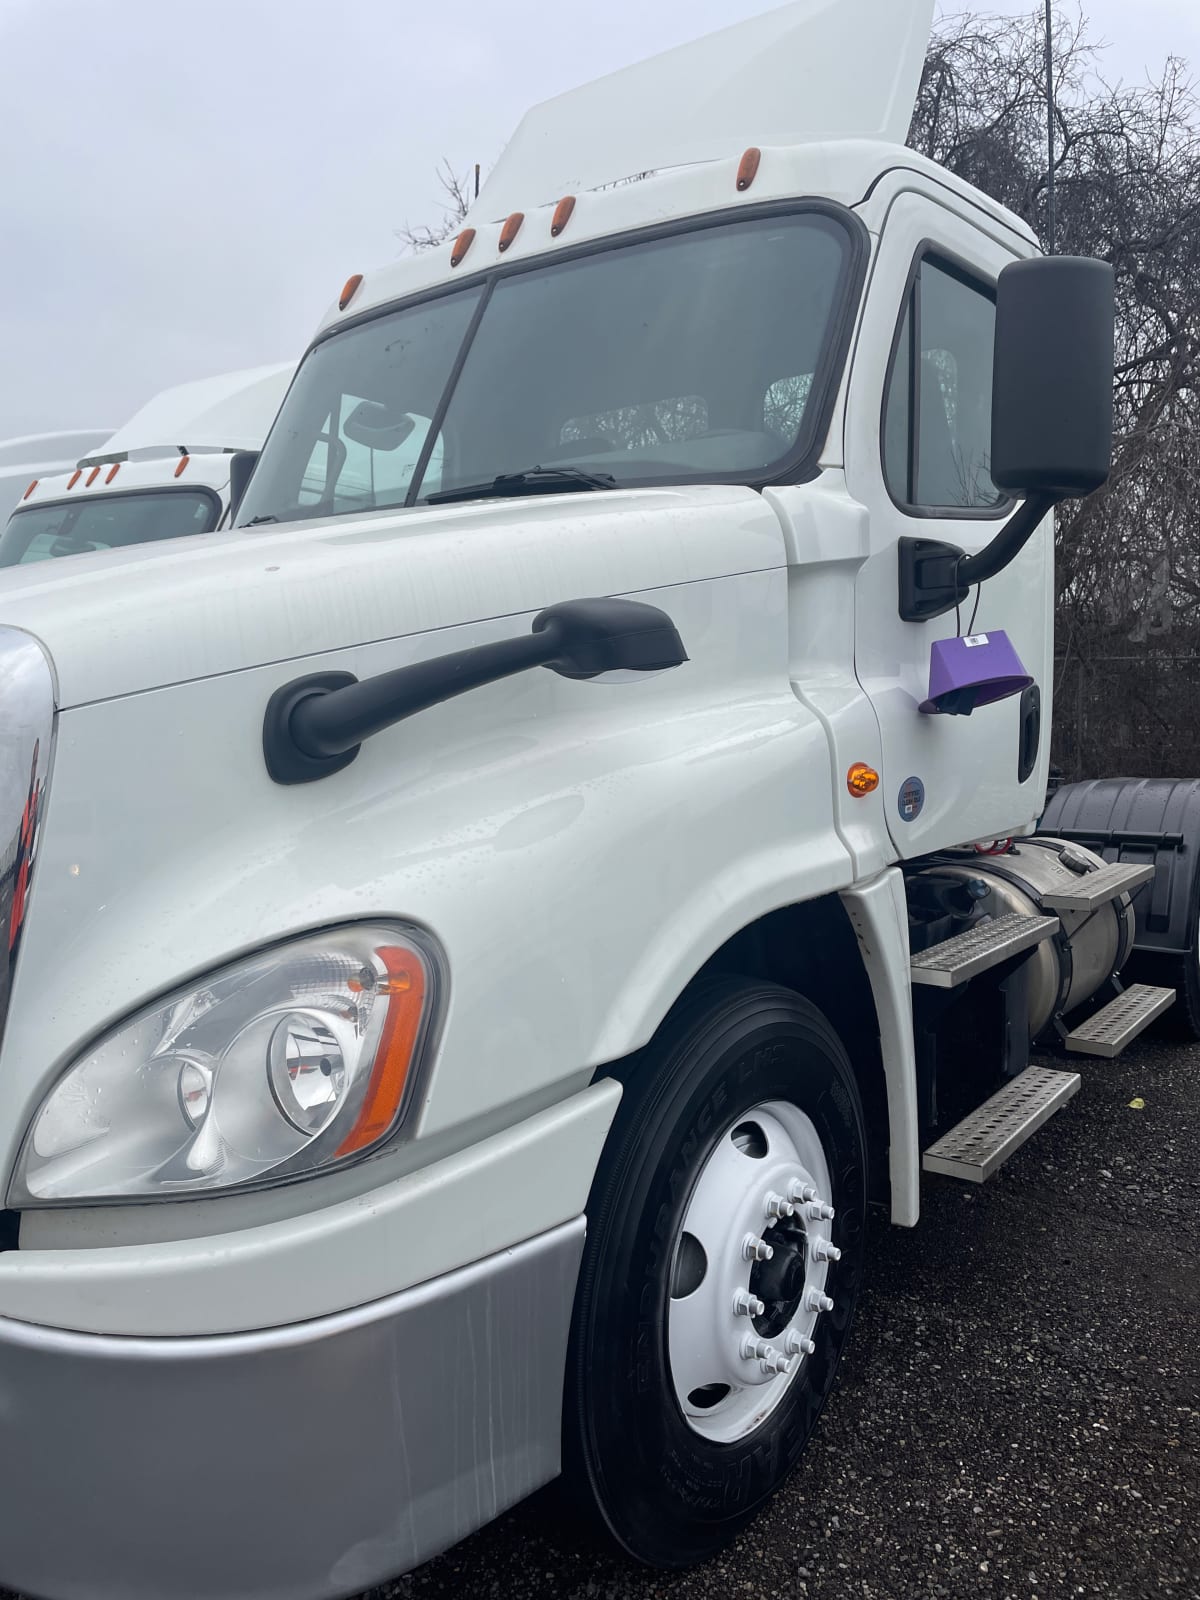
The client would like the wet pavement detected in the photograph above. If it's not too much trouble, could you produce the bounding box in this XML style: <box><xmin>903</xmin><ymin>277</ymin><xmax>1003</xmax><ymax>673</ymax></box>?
<box><xmin>369</xmin><ymin>1034</ymin><xmax>1199</xmax><ymax>1600</ymax></box>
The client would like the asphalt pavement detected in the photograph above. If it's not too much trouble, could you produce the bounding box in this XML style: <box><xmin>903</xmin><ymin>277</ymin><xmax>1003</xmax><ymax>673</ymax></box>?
<box><xmin>370</xmin><ymin>1034</ymin><xmax>1199</xmax><ymax>1600</ymax></box>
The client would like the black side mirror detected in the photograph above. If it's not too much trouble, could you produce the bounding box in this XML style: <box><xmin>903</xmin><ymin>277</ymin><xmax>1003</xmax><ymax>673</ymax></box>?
<box><xmin>264</xmin><ymin>597</ymin><xmax>688</xmax><ymax>785</ymax></box>
<box><xmin>227</xmin><ymin>451</ymin><xmax>260</xmax><ymax>521</ymax></box>
<box><xmin>899</xmin><ymin>254</ymin><xmax>1115</xmax><ymax>622</ymax></box>
<box><xmin>991</xmin><ymin>256</ymin><xmax>1115</xmax><ymax>498</ymax></box>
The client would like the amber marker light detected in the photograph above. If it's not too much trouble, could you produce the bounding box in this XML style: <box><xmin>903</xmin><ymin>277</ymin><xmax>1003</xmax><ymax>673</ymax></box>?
<box><xmin>22</xmin><ymin>480</ymin><xmax>37</xmax><ymax>501</ymax></box>
<box><xmin>450</xmin><ymin>228</ymin><xmax>476</xmax><ymax>267</ymax></box>
<box><xmin>737</xmin><ymin>147</ymin><xmax>762</xmax><ymax>192</ymax></box>
<box><xmin>67</xmin><ymin>470</ymin><xmax>82</xmax><ymax>490</ymax></box>
<box><xmin>551</xmin><ymin>196</ymin><xmax>576</xmax><ymax>237</ymax></box>
<box><xmin>85</xmin><ymin>467</ymin><xmax>101</xmax><ymax>487</ymax></box>
<box><xmin>498</xmin><ymin>212</ymin><xmax>525</xmax><ymax>252</ymax></box>
<box><xmin>847</xmin><ymin>763</ymin><xmax>880</xmax><ymax>798</ymax></box>
<box><xmin>337</xmin><ymin>945</ymin><xmax>428</xmax><ymax>1157</ymax></box>
<box><xmin>339</xmin><ymin>273</ymin><xmax>364</xmax><ymax>311</ymax></box>
<box><xmin>105</xmin><ymin>464</ymin><xmax>121</xmax><ymax>484</ymax></box>
<box><xmin>174</xmin><ymin>455</ymin><xmax>190</xmax><ymax>478</ymax></box>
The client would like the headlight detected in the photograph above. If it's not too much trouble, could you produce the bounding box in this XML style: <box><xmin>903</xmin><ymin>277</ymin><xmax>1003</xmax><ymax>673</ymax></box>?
<box><xmin>10</xmin><ymin>924</ymin><xmax>439</xmax><ymax>1205</ymax></box>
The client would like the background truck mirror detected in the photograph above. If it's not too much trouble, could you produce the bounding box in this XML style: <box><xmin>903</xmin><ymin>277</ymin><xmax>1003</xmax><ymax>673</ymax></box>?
<box><xmin>991</xmin><ymin>256</ymin><xmax>1115</xmax><ymax>499</ymax></box>
<box><xmin>227</xmin><ymin>450</ymin><xmax>260</xmax><ymax>520</ymax></box>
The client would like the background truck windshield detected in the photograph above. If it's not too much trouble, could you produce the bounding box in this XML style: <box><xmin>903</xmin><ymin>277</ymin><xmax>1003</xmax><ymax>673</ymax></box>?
<box><xmin>0</xmin><ymin>488</ymin><xmax>220</xmax><ymax>567</ymax></box>
<box><xmin>236</xmin><ymin>209</ymin><xmax>856</xmax><ymax>525</ymax></box>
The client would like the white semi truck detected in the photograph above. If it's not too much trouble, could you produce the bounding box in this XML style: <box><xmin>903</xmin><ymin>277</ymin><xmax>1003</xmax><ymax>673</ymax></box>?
<box><xmin>0</xmin><ymin>361</ymin><xmax>295</xmax><ymax>567</ymax></box>
<box><xmin>0</xmin><ymin>4</ymin><xmax>1188</xmax><ymax>1597</ymax></box>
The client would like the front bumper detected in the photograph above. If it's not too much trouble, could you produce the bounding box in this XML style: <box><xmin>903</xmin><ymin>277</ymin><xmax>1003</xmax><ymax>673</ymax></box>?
<box><xmin>0</xmin><ymin>1218</ymin><xmax>584</xmax><ymax>1600</ymax></box>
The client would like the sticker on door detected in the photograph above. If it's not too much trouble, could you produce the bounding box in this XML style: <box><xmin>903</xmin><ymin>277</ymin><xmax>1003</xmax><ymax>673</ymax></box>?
<box><xmin>898</xmin><ymin>775</ymin><xmax>925</xmax><ymax>822</ymax></box>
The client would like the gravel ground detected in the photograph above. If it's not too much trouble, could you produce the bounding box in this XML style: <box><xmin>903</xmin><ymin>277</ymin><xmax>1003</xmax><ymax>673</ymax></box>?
<box><xmin>367</xmin><ymin>1034</ymin><xmax>1199</xmax><ymax>1600</ymax></box>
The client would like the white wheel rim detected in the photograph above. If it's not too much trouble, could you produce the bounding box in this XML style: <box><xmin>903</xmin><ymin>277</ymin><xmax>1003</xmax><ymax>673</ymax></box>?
<box><xmin>667</xmin><ymin>1098</ymin><xmax>837</xmax><ymax>1444</ymax></box>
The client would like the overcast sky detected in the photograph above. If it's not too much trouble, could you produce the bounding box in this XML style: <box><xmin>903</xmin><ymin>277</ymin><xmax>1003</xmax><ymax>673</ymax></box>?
<box><xmin>1</xmin><ymin>0</ymin><xmax>1196</xmax><ymax>440</ymax></box>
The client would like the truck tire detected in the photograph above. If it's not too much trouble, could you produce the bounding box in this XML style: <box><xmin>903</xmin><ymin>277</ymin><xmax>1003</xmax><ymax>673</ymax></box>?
<box><xmin>563</xmin><ymin>979</ymin><xmax>867</xmax><ymax>1567</ymax></box>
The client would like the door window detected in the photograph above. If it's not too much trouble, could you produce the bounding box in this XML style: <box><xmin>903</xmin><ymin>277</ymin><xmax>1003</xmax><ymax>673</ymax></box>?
<box><xmin>883</xmin><ymin>256</ymin><xmax>1006</xmax><ymax>512</ymax></box>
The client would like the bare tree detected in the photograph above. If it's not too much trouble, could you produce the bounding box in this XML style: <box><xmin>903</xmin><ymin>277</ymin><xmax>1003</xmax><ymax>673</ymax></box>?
<box><xmin>397</xmin><ymin>161</ymin><xmax>474</xmax><ymax>253</ymax></box>
<box><xmin>912</xmin><ymin>7</ymin><xmax>1200</xmax><ymax>777</ymax></box>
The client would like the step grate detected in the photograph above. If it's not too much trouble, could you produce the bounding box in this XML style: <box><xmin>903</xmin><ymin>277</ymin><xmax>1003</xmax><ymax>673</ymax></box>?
<box><xmin>910</xmin><ymin>911</ymin><xmax>1059</xmax><ymax>989</ymax></box>
<box><xmin>922</xmin><ymin>1066</ymin><xmax>1081</xmax><ymax>1183</ymax></box>
<box><xmin>1038</xmin><ymin>860</ymin><xmax>1155</xmax><ymax>912</ymax></box>
<box><xmin>1064</xmin><ymin>983</ymin><xmax>1175</xmax><ymax>1058</ymax></box>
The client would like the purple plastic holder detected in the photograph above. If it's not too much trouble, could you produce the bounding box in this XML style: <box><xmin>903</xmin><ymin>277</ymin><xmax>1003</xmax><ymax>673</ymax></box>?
<box><xmin>919</xmin><ymin>630</ymin><xmax>1033</xmax><ymax>717</ymax></box>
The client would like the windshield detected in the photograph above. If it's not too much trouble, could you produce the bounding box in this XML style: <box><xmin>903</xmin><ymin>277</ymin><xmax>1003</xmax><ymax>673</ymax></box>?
<box><xmin>236</xmin><ymin>208</ymin><xmax>857</xmax><ymax>526</ymax></box>
<box><xmin>0</xmin><ymin>488</ymin><xmax>221</xmax><ymax>567</ymax></box>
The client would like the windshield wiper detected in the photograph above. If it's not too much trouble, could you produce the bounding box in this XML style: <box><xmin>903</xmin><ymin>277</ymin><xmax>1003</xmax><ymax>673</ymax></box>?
<box><xmin>425</xmin><ymin>466</ymin><xmax>618</xmax><ymax>505</ymax></box>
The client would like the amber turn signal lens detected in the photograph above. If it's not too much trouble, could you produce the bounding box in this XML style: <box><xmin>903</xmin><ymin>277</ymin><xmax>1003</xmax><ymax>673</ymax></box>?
<box><xmin>336</xmin><ymin>946</ymin><xmax>427</xmax><ymax>1158</ymax></box>
<box><xmin>737</xmin><ymin>147</ymin><xmax>762</xmax><ymax>192</ymax></box>
<box><xmin>339</xmin><ymin>273</ymin><xmax>363</xmax><ymax>311</ymax></box>
<box><xmin>847</xmin><ymin>763</ymin><xmax>880</xmax><ymax>797</ymax></box>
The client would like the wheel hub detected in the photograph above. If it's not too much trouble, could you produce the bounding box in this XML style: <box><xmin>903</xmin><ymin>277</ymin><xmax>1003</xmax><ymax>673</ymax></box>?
<box><xmin>666</xmin><ymin>1099</ymin><xmax>841</xmax><ymax>1444</ymax></box>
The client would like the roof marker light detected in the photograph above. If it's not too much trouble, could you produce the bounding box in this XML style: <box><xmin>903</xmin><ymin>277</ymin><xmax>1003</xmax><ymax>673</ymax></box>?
<box><xmin>105</xmin><ymin>463</ymin><xmax>120</xmax><ymax>485</ymax></box>
<box><xmin>22</xmin><ymin>480</ymin><xmax>37</xmax><ymax>502</ymax></box>
<box><xmin>339</xmin><ymin>273</ymin><xmax>363</xmax><ymax>311</ymax></box>
<box><xmin>85</xmin><ymin>467</ymin><xmax>101</xmax><ymax>487</ymax></box>
<box><xmin>737</xmin><ymin>147</ymin><xmax>762</xmax><ymax>192</ymax></box>
<box><xmin>551</xmin><ymin>196</ymin><xmax>576</xmax><ymax>237</ymax></box>
<box><xmin>67</xmin><ymin>470</ymin><xmax>82</xmax><ymax>490</ymax></box>
<box><xmin>450</xmin><ymin>228</ymin><xmax>476</xmax><ymax>268</ymax></box>
<box><xmin>175</xmin><ymin>455</ymin><xmax>190</xmax><ymax>478</ymax></box>
<box><xmin>498</xmin><ymin>212</ymin><xmax>525</xmax><ymax>252</ymax></box>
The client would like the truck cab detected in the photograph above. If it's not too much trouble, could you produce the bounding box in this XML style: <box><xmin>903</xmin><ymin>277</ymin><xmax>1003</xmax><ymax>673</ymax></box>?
<box><xmin>0</xmin><ymin>361</ymin><xmax>294</xmax><ymax>567</ymax></box>
<box><xmin>0</xmin><ymin>5</ymin><xmax>1167</xmax><ymax>1598</ymax></box>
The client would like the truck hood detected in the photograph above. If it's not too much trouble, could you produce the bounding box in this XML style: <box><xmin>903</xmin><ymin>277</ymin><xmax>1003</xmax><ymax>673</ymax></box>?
<box><xmin>0</xmin><ymin>485</ymin><xmax>782</xmax><ymax>708</ymax></box>
<box><xmin>472</xmin><ymin>0</ymin><xmax>936</xmax><ymax>220</ymax></box>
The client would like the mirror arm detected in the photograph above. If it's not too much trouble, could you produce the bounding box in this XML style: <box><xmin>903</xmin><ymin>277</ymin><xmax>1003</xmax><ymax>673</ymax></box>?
<box><xmin>897</xmin><ymin>493</ymin><xmax>1057</xmax><ymax>623</ymax></box>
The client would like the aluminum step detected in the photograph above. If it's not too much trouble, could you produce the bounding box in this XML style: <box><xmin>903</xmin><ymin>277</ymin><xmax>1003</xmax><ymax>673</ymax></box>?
<box><xmin>922</xmin><ymin>1066</ymin><xmax>1081</xmax><ymax>1182</ymax></box>
<box><xmin>1063</xmin><ymin>982</ymin><xmax>1175</xmax><ymax>1058</ymax></box>
<box><xmin>1038</xmin><ymin>860</ymin><xmax>1155</xmax><ymax>912</ymax></box>
<box><xmin>910</xmin><ymin>911</ymin><xmax>1059</xmax><ymax>989</ymax></box>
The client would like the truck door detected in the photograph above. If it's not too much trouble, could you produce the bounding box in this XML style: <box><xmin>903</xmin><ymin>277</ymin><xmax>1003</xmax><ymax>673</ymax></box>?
<box><xmin>843</xmin><ymin>190</ymin><xmax>1051</xmax><ymax>857</ymax></box>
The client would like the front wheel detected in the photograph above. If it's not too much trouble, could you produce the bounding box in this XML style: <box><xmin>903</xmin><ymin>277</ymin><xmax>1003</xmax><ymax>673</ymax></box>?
<box><xmin>563</xmin><ymin>979</ymin><xmax>868</xmax><ymax>1567</ymax></box>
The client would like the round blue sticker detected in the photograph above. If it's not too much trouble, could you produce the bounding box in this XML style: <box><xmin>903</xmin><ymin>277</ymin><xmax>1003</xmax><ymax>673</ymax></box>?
<box><xmin>898</xmin><ymin>775</ymin><xmax>925</xmax><ymax>823</ymax></box>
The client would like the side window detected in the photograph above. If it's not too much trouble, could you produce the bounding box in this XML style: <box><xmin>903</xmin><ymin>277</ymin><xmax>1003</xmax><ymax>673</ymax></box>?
<box><xmin>883</xmin><ymin>255</ymin><xmax>1006</xmax><ymax>512</ymax></box>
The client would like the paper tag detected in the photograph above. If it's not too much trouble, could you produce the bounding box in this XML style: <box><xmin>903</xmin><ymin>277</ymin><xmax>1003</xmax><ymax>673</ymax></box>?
<box><xmin>963</xmin><ymin>633</ymin><xmax>989</xmax><ymax>647</ymax></box>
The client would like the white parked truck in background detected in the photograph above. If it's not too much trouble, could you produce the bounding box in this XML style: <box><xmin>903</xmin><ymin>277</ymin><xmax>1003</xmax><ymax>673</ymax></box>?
<box><xmin>0</xmin><ymin>430</ymin><xmax>114</xmax><ymax>521</ymax></box>
<box><xmin>0</xmin><ymin>4</ymin><xmax>1190</xmax><ymax>1597</ymax></box>
<box><xmin>0</xmin><ymin>361</ymin><xmax>294</xmax><ymax>567</ymax></box>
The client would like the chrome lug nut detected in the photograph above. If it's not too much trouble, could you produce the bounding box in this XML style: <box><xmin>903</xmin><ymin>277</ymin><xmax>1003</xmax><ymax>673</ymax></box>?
<box><xmin>805</xmin><ymin>1289</ymin><xmax>835</xmax><ymax>1314</ymax></box>
<box><xmin>742</xmin><ymin>1233</ymin><xmax>774</xmax><ymax>1262</ymax></box>
<box><xmin>732</xmin><ymin>1290</ymin><xmax>767</xmax><ymax>1318</ymax></box>
<box><xmin>784</xmin><ymin>1330</ymin><xmax>817</xmax><ymax>1358</ymax></box>
<box><xmin>765</xmin><ymin>1191</ymin><xmax>796</xmax><ymax>1220</ymax></box>
<box><xmin>812</xmin><ymin>1239</ymin><xmax>842</xmax><ymax>1263</ymax></box>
